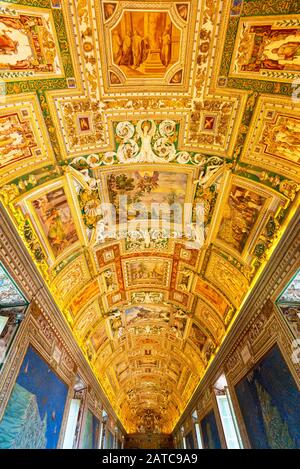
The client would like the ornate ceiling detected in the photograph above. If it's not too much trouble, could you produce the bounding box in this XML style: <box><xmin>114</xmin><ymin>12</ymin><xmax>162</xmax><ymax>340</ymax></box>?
<box><xmin>0</xmin><ymin>0</ymin><xmax>299</xmax><ymax>434</ymax></box>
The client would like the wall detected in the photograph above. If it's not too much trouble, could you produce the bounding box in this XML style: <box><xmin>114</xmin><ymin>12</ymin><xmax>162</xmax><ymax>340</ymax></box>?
<box><xmin>0</xmin><ymin>204</ymin><xmax>125</xmax><ymax>448</ymax></box>
<box><xmin>174</xmin><ymin>207</ymin><xmax>300</xmax><ymax>449</ymax></box>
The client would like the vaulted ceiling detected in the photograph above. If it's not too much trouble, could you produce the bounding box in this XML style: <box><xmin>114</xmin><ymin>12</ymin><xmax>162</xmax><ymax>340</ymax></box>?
<box><xmin>0</xmin><ymin>0</ymin><xmax>299</xmax><ymax>434</ymax></box>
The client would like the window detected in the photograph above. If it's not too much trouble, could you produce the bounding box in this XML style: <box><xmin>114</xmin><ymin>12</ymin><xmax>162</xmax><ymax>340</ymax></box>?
<box><xmin>192</xmin><ymin>410</ymin><xmax>203</xmax><ymax>449</ymax></box>
<box><xmin>195</xmin><ymin>423</ymin><xmax>203</xmax><ymax>449</ymax></box>
<box><xmin>181</xmin><ymin>426</ymin><xmax>186</xmax><ymax>449</ymax></box>
<box><xmin>63</xmin><ymin>399</ymin><xmax>81</xmax><ymax>449</ymax></box>
<box><xmin>214</xmin><ymin>374</ymin><xmax>243</xmax><ymax>449</ymax></box>
<box><xmin>63</xmin><ymin>376</ymin><xmax>87</xmax><ymax>449</ymax></box>
<box><xmin>100</xmin><ymin>410</ymin><xmax>108</xmax><ymax>448</ymax></box>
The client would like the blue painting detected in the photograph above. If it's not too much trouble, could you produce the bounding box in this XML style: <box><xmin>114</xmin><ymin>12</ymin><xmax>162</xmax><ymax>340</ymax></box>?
<box><xmin>200</xmin><ymin>409</ymin><xmax>222</xmax><ymax>449</ymax></box>
<box><xmin>235</xmin><ymin>345</ymin><xmax>300</xmax><ymax>449</ymax></box>
<box><xmin>0</xmin><ymin>346</ymin><xmax>68</xmax><ymax>449</ymax></box>
<box><xmin>81</xmin><ymin>409</ymin><xmax>100</xmax><ymax>449</ymax></box>
<box><xmin>105</xmin><ymin>429</ymin><xmax>114</xmax><ymax>449</ymax></box>
<box><xmin>185</xmin><ymin>430</ymin><xmax>195</xmax><ymax>449</ymax></box>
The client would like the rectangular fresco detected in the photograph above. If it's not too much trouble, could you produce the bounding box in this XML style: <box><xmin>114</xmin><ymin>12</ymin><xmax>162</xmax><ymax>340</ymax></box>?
<box><xmin>0</xmin><ymin>112</ymin><xmax>36</xmax><ymax>170</ymax></box>
<box><xmin>107</xmin><ymin>170</ymin><xmax>188</xmax><ymax>221</ymax></box>
<box><xmin>235</xmin><ymin>344</ymin><xmax>300</xmax><ymax>449</ymax></box>
<box><xmin>189</xmin><ymin>322</ymin><xmax>207</xmax><ymax>352</ymax></box>
<box><xmin>0</xmin><ymin>263</ymin><xmax>27</xmax><ymax>307</ymax></box>
<box><xmin>261</xmin><ymin>115</ymin><xmax>300</xmax><ymax>166</ymax></box>
<box><xmin>194</xmin><ymin>278</ymin><xmax>228</xmax><ymax>317</ymax></box>
<box><xmin>90</xmin><ymin>322</ymin><xmax>108</xmax><ymax>352</ymax></box>
<box><xmin>32</xmin><ymin>187</ymin><xmax>78</xmax><ymax>258</ymax></box>
<box><xmin>111</xmin><ymin>11</ymin><xmax>181</xmax><ymax>78</ymax></box>
<box><xmin>0</xmin><ymin>5</ymin><xmax>63</xmax><ymax>80</ymax></box>
<box><xmin>124</xmin><ymin>259</ymin><xmax>170</xmax><ymax>289</ymax></box>
<box><xmin>0</xmin><ymin>346</ymin><xmax>68</xmax><ymax>449</ymax></box>
<box><xmin>200</xmin><ymin>409</ymin><xmax>222</xmax><ymax>449</ymax></box>
<box><xmin>230</xmin><ymin>16</ymin><xmax>300</xmax><ymax>82</ymax></box>
<box><xmin>217</xmin><ymin>185</ymin><xmax>265</xmax><ymax>253</ymax></box>
<box><xmin>125</xmin><ymin>305</ymin><xmax>170</xmax><ymax>326</ymax></box>
<box><xmin>81</xmin><ymin>409</ymin><xmax>100</xmax><ymax>449</ymax></box>
<box><xmin>70</xmin><ymin>280</ymin><xmax>100</xmax><ymax>317</ymax></box>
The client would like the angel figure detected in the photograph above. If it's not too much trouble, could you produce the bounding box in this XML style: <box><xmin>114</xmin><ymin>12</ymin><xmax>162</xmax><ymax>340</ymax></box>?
<box><xmin>136</xmin><ymin>120</ymin><xmax>157</xmax><ymax>162</ymax></box>
<box><xmin>141</xmin><ymin>229</ymin><xmax>151</xmax><ymax>248</ymax></box>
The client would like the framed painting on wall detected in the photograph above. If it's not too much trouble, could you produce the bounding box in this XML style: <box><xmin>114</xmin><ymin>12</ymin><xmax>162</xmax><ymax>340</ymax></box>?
<box><xmin>0</xmin><ymin>346</ymin><xmax>68</xmax><ymax>449</ymax></box>
<box><xmin>185</xmin><ymin>430</ymin><xmax>195</xmax><ymax>449</ymax></box>
<box><xmin>200</xmin><ymin>409</ymin><xmax>222</xmax><ymax>449</ymax></box>
<box><xmin>81</xmin><ymin>409</ymin><xmax>101</xmax><ymax>449</ymax></box>
<box><xmin>235</xmin><ymin>344</ymin><xmax>300</xmax><ymax>449</ymax></box>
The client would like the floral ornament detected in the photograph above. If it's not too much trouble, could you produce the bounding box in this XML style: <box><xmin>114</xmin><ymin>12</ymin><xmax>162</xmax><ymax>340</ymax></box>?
<box><xmin>0</xmin><ymin>184</ymin><xmax>20</xmax><ymax>204</ymax></box>
<box><xmin>117</xmin><ymin>140</ymin><xmax>139</xmax><ymax>163</ymax></box>
<box><xmin>86</xmin><ymin>153</ymin><xmax>101</xmax><ymax>167</ymax></box>
<box><xmin>116</xmin><ymin>121</ymin><xmax>135</xmax><ymax>140</ymax></box>
<box><xmin>176</xmin><ymin>151</ymin><xmax>190</xmax><ymax>164</ymax></box>
<box><xmin>102</xmin><ymin>152</ymin><xmax>116</xmax><ymax>165</ymax></box>
<box><xmin>23</xmin><ymin>220</ymin><xmax>46</xmax><ymax>263</ymax></box>
<box><xmin>69</xmin><ymin>120</ymin><xmax>225</xmax><ymax>168</ymax></box>
<box><xmin>153</xmin><ymin>137</ymin><xmax>176</xmax><ymax>161</ymax></box>
<box><xmin>279</xmin><ymin>180</ymin><xmax>299</xmax><ymax>201</ymax></box>
<box><xmin>159</xmin><ymin>120</ymin><xmax>176</xmax><ymax>137</ymax></box>
<box><xmin>78</xmin><ymin>188</ymin><xmax>102</xmax><ymax>229</ymax></box>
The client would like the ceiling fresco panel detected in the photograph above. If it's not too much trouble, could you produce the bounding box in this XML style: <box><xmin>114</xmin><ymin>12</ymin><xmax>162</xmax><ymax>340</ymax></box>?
<box><xmin>241</xmin><ymin>96</ymin><xmax>300</xmax><ymax>181</ymax></box>
<box><xmin>0</xmin><ymin>2</ymin><xmax>64</xmax><ymax>81</ymax></box>
<box><xmin>0</xmin><ymin>94</ymin><xmax>55</xmax><ymax>185</ymax></box>
<box><xmin>229</xmin><ymin>15</ymin><xmax>300</xmax><ymax>84</ymax></box>
<box><xmin>98</xmin><ymin>0</ymin><xmax>197</xmax><ymax>93</ymax></box>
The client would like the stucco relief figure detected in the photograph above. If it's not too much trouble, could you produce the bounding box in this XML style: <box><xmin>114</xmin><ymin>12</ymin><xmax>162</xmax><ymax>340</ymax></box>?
<box><xmin>169</xmin><ymin>308</ymin><xmax>188</xmax><ymax>338</ymax></box>
<box><xmin>137</xmin><ymin>120</ymin><xmax>156</xmax><ymax>162</ymax></box>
